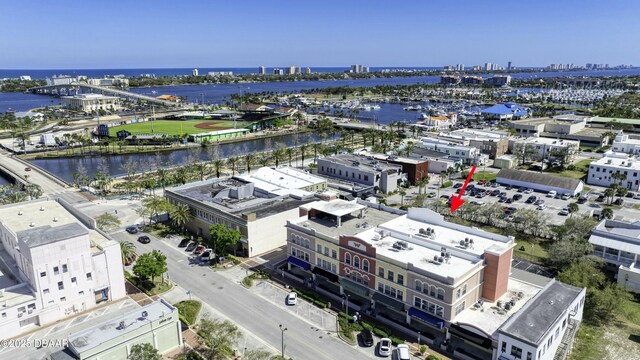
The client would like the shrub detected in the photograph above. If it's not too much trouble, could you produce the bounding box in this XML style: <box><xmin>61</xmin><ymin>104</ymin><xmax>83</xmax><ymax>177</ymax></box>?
<box><xmin>389</xmin><ymin>336</ymin><xmax>404</xmax><ymax>345</ymax></box>
<box><xmin>241</xmin><ymin>276</ymin><xmax>253</xmax><ymax>287</ymax></box>
<box><xmin>441</xmin><ymin>181</ymin><xmax>453</xmax><ymax>188</ymax></box>
<box><xmin>372</xmin><ymin>327</ymin><xmax>390</xmax><ymax>338</ymax></box>
<box><xmin>225</xmin><ymin>254</ymin><xmax>242</xmax><ymax>265</ymax></box>
<box><xmin>174</xmin><ymin>300</ymin><xmax>202</xmax><ymax>326</ymax></box>
<box><xmin>426</xmin><ymin>355</ymin><xmax>441</xmax><ymax>360</ymax></box>
<box><xmin>567</xmin><ymin>164</ymin><xmax>576</xmax><ymax>170</ymax></box>
<box><xmin>419</xmin><ymin>345</ymin><xmax>427</xmax><ymax>355</ymax></box>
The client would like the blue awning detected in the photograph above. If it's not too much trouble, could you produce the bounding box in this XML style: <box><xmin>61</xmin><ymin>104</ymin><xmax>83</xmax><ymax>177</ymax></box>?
<box><xmin>409</xmin><ymin>307</ymin><xmax>444</xmax><ymax>329</ymax></box>
<box><xmin>288</xmin><ymin>256</ymin><xmax>311</xmax><ymax>270</ymax></box>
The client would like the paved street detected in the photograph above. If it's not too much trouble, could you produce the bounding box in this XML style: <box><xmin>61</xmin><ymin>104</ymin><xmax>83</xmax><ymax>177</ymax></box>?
<box><xmin>112</xmin><ymin>229</ymin><xmax>374</xmax><ymax>360</ymax></box>
<box><xmin>0</xmin><ymin>149</ymin><xmax>68</xmax><ymax>196</ymax></box>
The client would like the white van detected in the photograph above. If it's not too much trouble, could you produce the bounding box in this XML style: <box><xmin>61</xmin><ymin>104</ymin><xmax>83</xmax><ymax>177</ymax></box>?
<box><xmin>395</xmin><ymin>344</ymin><xmax>410</xmax><ymax>360</ymax></box>
<box><xmin>547</xmin><ymin>190</ymin><xmax>557</xmax><ymax>198</ymax></box>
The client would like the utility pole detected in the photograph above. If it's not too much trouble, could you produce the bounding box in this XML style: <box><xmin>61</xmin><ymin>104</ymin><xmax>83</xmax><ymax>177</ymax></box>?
<box><xmin>279</xmin><ymin>324</ymin><xmax>287</xmax><ymax>359</ymax></box>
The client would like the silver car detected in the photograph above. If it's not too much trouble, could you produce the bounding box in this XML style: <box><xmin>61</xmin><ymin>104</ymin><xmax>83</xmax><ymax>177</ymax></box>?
<box><xmin>378</xmin><ymin>338</ymin><xmax>392</xmax><ymax>357</ymax></box>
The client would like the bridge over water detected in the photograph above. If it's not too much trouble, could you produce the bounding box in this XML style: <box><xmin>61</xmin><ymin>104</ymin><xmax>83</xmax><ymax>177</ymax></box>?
<box><xmin>28</xmin><ymin>83</ymin><xmax>181</xmax><ymax>107</ymax></box>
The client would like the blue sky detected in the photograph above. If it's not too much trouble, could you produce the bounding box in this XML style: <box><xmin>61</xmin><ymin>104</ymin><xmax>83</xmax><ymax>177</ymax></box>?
<box><xmin>0</xmin><ymin>0</ymin><xmax>637</xmax><ymax>69</ymax></box>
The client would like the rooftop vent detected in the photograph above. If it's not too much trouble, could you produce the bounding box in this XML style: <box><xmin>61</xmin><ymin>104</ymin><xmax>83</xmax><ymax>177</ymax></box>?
<box><xmin>39</xmin><ymin>206</ymin><xmax>45</xmax><ymax>211</ymax></box>
<box><xmin>53</xmin><ymin>217</ymin><xmax>58</xmax><ymax>222</ymax></box>
<box><xmin>141</xmin><ymin>311</ymin><xmax>148</xmax><ymax>318</ymax></box>
<box><xmin>17</xmin><ymin>211</ymin><xmax>23</xmax><ymax>216</ymax></box>
<box><xmin>29</xmin><ymin>222</ymin><xmax>35</xmax><ymax>227</ymax></box>
<box><xmin>117</xmin><ymin>321</ymin><xmax>126</xmax><ymax>330</ymax></box>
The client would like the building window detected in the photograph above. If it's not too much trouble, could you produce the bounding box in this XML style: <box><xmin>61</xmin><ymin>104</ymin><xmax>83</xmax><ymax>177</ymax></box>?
<box><xmin>40</xmin><ymin>272</ymin><xmax>46</xmax><ymax>277</ymax></box>
<box><xmin>324</xmin><ymin>247</ymin><xmax>329</xmax><ymax>256</ymax></box>
<box><xmin>53</xmin><ymin>266</ymin><xmax>59</xmax><ymax>275</ymax></box>
<box><xmin>429</xmin><ymin>285</ymin><xmax>436</xmax><ymax>297</ymax></box>
<box><xmin>332</xmin><ymin>250</ymin><xmax>337</xmax><ymax>259</ymax></box>
<box><xmin>387</xmin><ymin>270</ymin><xmax>394</xmax><ymax>281</ymax></box>
<box><xmin>378</xmin><ymin>267</ymin><xmax>384</xmax><ymax>277</ymax></box>
<box><xmin>43</xmin><ymin>288</ymin><xmax>49</xmax><ymax>294</ymax></box>
<box><xmin>436</xmin><ymin>288</ymin><xmax>445</xmax><ymax>300</ymax></box>
<box><xmin>511</xmin><ymin>345</ymin><xmax>523</xmax><ymax>358</ymax></box>
<box><xmin>353</xmin><ymin>256</ymin><xmax>360</xmax><ymax>268</ymax></box>
<box><xmin>415</xmin><ymin>280</ymin><xmax>422</xmax><ymax>292</ymax></box>
<box><xmin>345</xmin><ymin>253</ymin><xmax>351</xmax><ymax>265</ymax></box>
<box><xmin>455</xmin><ymin>301</ymin><xmax>465</xmax><ymax>315</ymax></box>
<box><xmin>317</xmin><ymin>244</ymin><xmax>322</xmax><ymax>253</ymax></box>
<box><xmin>456</xmin><ymin>288</ymin><xmax>461</xmax><ymax>299</ymax></box>
<box><xmin>60</xmin><ymin>297</ymin><xmax>66</xmax><ymax>302</ymax></box>
<box><xmin>397</xmin><ymin>274</ymin><xmax>404</xmax><ymax>286</ymax></box>
<box><xmin>86</xmin><ymin>273</ymin><xmax>92</xmax><ymax>281</ymax></box>
<box><xmin>362</xmin><ymin>259</ymin><xmax>369</xmax><ymax>272</ymax></box>
<box><xmin>462</xmin><ymin>283</ymin><xmax>467</xmax><ymax>295</ymax></box>
<box><xmin>527</xmin><ymin>352</ymin><xmax>532</xmax><ymax>360</ymax></box>
<box><xmin>58</xmin><ymin>281</ymin><xmax>64</xmax><ymax>290</ymax></box>
<box><xmin>501</xmin><ymin>342</ymin><xmax>507</xmax><ymax>353</ymax></box>
<box><xmin>62</xmin><ymin>264</ymin><xmax>68</xmax><ymax>273</ymax></box>
<box><xmin>71</xmin><ymin>277</ymin><xmax>77</xmax><ymax>284</ymax></box>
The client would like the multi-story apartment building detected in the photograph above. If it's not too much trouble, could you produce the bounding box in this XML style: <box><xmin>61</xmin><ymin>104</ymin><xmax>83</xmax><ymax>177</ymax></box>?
<box><xmin>587</xmin><ymin>151</ymin><xmax>640</xmax><ymax>190</ymax></box>
<box><xmin>509</xmin><ymin>137</ymin><xmax>580</xmax><ymax>164</ymax></box>
<box><xmin>0</xmin><ymin>199</ymin><xmax>126</xmax><ymax>338</ymax></box>
<box><xmin>438</xmin><ymin>129</ymin><xmax>510</xmax><ymax>159</ymax></box>
<box><xmin>589</xmin><ymin>218</ymin><xmax>640</xmax><ymax>292</ymax></box>
<box><xmin>485</xmin><ymin>75</ymin><xmax>511</xmax><ymax>86</ymax></box>
<box><xmin>358</xmin><ymin>152</ymin><xmax>429</xmax><ymax>186</ymax></box>
<box><xmin>165</xmin><ymin>174</ymin><xmax>318</xmax><ymax>257</ymax></box>
<box><xmin>317</xmin><ymin>154</ymin><xmax>404</xmax><ymax>194</ymax></box>
<box><xmin>417</xmin><ymin>137</ymin><xmax>482</xmax><ymax>165</ymax></box>
<box><xmin>285</xmin><ymin>199</ymin><xmax>585</xmax><ymax>360</ymax></box>
<box><xmin>612</xmin><ymin>132</ymin><xmax>640</xmax><ymax>155</ymax></box>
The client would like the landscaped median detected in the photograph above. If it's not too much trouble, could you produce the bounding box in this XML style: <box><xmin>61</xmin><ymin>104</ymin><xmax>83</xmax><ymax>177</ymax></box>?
<box><xmin>174</xmin><ymin>300</ymin><xmax>202</xmax><ymax>326</ymax></box>
<box><xmin>124</xmin><ymin>270</ymin><xmax>173</xmax><ymax>296</ymax></box>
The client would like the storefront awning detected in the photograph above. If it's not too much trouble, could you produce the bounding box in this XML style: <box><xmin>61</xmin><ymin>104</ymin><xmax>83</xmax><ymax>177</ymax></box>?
<box><xmin>288</xmin><ymin>256</ymin><xmax>311</xmax><ymax>271</ymax></box>
<box><xmin>341</xmin><ymin>278</ymin><xmax>370</xmax><ymax>297</ymax></box>
<box><xmin>312</xmin><ymin>267</ymin><xmax>339</xmax><ymax>283</ymax></box>
<box><xmin>449</xmin><ymin>324</ymin><xmax>493</xmax><ymax>349</ymax></box>
<box><xmin>408</xmin><ymin>307</ymin><xmax>444</xmax><ymax>329</ymax></box>
<box><xmin>372</xmin><ymin>292</ymin><xmax>405</xmax><ymax>312</ymax></box>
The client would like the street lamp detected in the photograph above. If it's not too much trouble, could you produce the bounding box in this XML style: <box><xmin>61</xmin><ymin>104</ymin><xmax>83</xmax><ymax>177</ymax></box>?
<box><xmin>418</xmin><ymin>331</ymin><xmax>421</xmax><ymax>346</ymax></box>
<box><xmin>279</xmin><ymin>324</ymin><xmax>288</xmax><ymax>358</ymax></box>
<box><xmin>344</xmin><ymin>294</ymin><xmax>351</xmax><ymax>320</ymax></box>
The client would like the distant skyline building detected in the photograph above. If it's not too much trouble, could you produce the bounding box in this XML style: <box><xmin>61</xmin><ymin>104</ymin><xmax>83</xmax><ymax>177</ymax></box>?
<box><xmin>273</xmin><ymin>68</ymin><xmax>284</xmax><ymax>75</ymax></box>
<box><xmin>192</xmin><ymin>68</ymin><xmax>198</xmax><ymax>76</ymax></box>
<box><xmin>304</xmin><ymin>67</ymin><xmax>311</xmax><ymax>74</ymax></box>
<box><xmin>350</xmin><ymin>64</ymin><xmax>368</xmax><ymax>73</ymax></box>
<box><xmin>507</xmin><ymin>61</ymin><xmax>512</xmax><ymax>70</ymax></box>
<box><xmin>258</xmin><ymin>66</ymin><xmax>266</xmax><ymax>75</ymax></box>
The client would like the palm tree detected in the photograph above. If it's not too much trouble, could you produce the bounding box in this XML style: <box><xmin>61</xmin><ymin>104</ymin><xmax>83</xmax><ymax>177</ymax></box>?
<box><xmin>212</xmin><ymin>159</ymin><xmax>225</xmax><ymax>178</ymax></box>
<box><xmin>285</xmin><ymin>147</ymin><xmax>295</xmax><ymax>167</ymax></box>
<box><xmin>170</xmin><ymin>204</ymin><xmax>193</xmax><ymax>233</ymax></box>
<box><xmin>226</xmin><ymin>157</ymin><xmax>239</xmax><ymax>176</ymax></box>
<box><xmin>244</xmin><ymin>153</ymin><xmax>255</xmax><ymax>173</ymax></box>
<box><xmin>258</xmin><ymin>155</ymin><xmax>271</xmax><ymax>167</ymax></box>
<box><xmin>272</xmin><ymin>146</ymin><xmax>285</xmax><ymax>167</ymax></box>
<box><xmin>119</xmin><ymin>240</ymin><xmax>137</xmax><ymax>266</ymax></box>
<box><xmin>194</xmin><ymin>163</ymin><xmax>208</xmax><ymax>181</ymax></box>
<box><xmin>156</xmin><ymin>168</ymin><xmax>169</xmax><ymax>191</ymax></box>
<box><xmin>399</xmin><ymin>188</ymin><xmax>407</xmax><ymax>207</ymax></box>
<box><xmin>299</xmin><ymin>144</ymin><xmax>308</xmax><ymax>168</ymax></box>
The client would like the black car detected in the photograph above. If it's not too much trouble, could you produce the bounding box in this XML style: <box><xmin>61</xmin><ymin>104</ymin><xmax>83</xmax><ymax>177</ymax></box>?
<box><xmin>178</xmin><ymin>238</ymin><xmax>191</xmax><ymax>247</ymax></box>
<box><xmin>453</xmin><ymin>183</ymin><xmax>463</xmax><ymax>189</ymax></box>
<box><xmin>137</xmin><ymin>235</ymin><xmax>151</xmax><ymax>244</ymax></box>
<box><xmin>491</xmin><ymin>189</ymin><xmax>501</xmax><ymax>196</ymax></box>
<box><xmin>185</xmin><ymin>242</ymin><xmax>197</xmax><ymax>252</ymax></box>
<box><xmin>626</xmin><ymin>192</ymin><xmax>635</xmax><ymax>198</ymax></box>
<box><xmin>360</xmin><ymin>329</ymin><xmax>374</xmax><ymax>347</ymax></box>
<box><xmin>513</xmin><ymin>194</ymin><xmax>523</xmax><ymax>201</ymax></box>
<box><xmin>505</xmin><ymin>185</ymin><xmax>513</xmax><ymax>190</ymax></box>
<box><xmin>614</xmin><ymin>198</ymin><xmax>624</xmax><ymax>206</ymax></box>
<box><xmin>517</xmin><ymin>187</ymin><xmax>526</xmax><ymax>193</ymax></box>
<box><xmin>526</xmin><ymin>196</ymin><xmax>537</xmax><ymax>204</ymax></box>
<box><xmin>126</xmin><ymin>226</ymin><xmax>138</xmax><ymax>234</ymax></box>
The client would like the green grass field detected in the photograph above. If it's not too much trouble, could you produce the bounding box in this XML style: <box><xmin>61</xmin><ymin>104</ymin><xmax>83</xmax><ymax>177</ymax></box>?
<box><xmin>108</xmin><ymin>120</ymin><xmax>237</xmax><ymax>136</ymax></box>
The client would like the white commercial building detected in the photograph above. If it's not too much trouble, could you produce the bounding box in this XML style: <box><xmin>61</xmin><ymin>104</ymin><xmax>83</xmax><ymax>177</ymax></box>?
<box><xmin>238</xmin><ymin>167</ymin><xmax>327</xmax><ymax>194</ymax></box>
<box><xmin>61</xmin><ymin>94</ymin><xmax>122</xmax><ymax>113</ymax></box>
<box><xmin>612</xmin><ymin>132</ymin><xmax>640</xmax><ymax>155</ymax></box>
<box><xmin>46</xmin><ymin>76</ymin><xmax>82</xmax><ymax>86</ymax></box>
<box><xmin>417</xmin><ymin>137</ymin><xmax>483</xmax><ymax>165</ymax></box>
<box><xmin>317</xmin><ymin>154</ymin><xmax>404</xmax><ymax>194</ymax></box>
<box><xmin>165</xmin><ymin>176</ymin><xmax>317</xmax><ymax>257</ymax></box>
<box><xmin>51</xmin><ymin>299</ymin><xmax>182</xmax><ymax>360</ymax></box>
<box><xmin>589</xmin><ymin>219</ymin><xmax>640</xmax><ymax>293</ymax></box>
<box><xmin>510</xmin><ymin>137</ymin><xmax>580</xmax><ymax>163</ymax></box>
<box><xmin>587</xmin><ymin>151</ymin><xmax>640</xmax><ymax>190</ymax></box>
<box><xmin>0</xmin><ymin>199</ymin><xmax>126</xmax><ymax>339</ymax></box>
<box><xmin>497</xmin><ymin>169</ymin><xmax>584</xmax><ymax>196</ymax></box>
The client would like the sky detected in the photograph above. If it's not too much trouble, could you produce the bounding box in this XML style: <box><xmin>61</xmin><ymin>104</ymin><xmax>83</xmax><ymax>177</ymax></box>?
<box><xmin>0</xmin><ymin>0</ymin><xmax>638</xmax><ymax>69</ymax></box>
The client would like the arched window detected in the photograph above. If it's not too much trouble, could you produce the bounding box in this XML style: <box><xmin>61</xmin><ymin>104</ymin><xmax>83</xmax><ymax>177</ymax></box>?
<box><xmin>430</xmin><ymin>285</ymin><xmax>436</xmax><ymax>297</ymax></box>
<box><xmin>345</xmin><ymin>253</ymin><xmax>351</xmax><ymax>265</ymax></box>
<box><xmin>362</xmin><ymin>259</ymin><xmax>369</xmax><ymax>272</ymax></box>
<box><xmin>363</xmin><ymin>275</ymin><xmax>370</xmax><ymax>287</ymax></box>
<box><xmin>415</xmin><ymin>280</ymin><xmax>423</xmax><ymax>292</ymax></box>
<box><xmin>344</xmin><ymin>267</ymin><xmax>351</xmax><ymax>276</ymax></box>
<box><xmin>352</xmin><ymin>271</ymin><xmax>362</xmax><ymax>284</ymax></box>
<box><xmin>353</xmin><ymin>255</ymin><xmax>360</xmax><ymax>268</ymax></box>
<box><xmin>437</xmin><ymin>288</ymin><xmax>445</xmax><ymax>300</ymax></box>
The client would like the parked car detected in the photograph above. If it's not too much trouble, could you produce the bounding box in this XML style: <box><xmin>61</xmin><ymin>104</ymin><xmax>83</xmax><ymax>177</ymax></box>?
<box><xmin>517</xmin><ymin>187</ymin><xmax>526</xmax><ymax>193</ymax></box>
<box><xmin>427</xmin><ymin>192</ymin><xmax>436</xmax><ymax>198</ymax></box>
<box><xmin>524</xmin><ymin>188</ymin><xmax>534</xmax><ymax>194</ymax></box>
<box><xmin>614</xmin><ymin>198</ymin><xmax>624</xmax><ymax>206</ymax></box>
<box><xmin>526</xmin><ymin>196</ymin><xmax>537</xmax><ymax>204</ymax></box>
<box><xmin>498</xmin><ymin>196</ymin><xmax>507</xmax><ymax>203</ymax></box>
<box><xmin>491</xmin><ymin>189</ymin><xmax>501</xmax><ymax>196</ymax></box>
<box><xmin>126</xmin><ymin>226</ymin><xmax>139</xmax><ymax>234</ymax></box>
<box><xmin>185</xmin><ymin>242</ymin><xmax>197</xmax><ymax>252</ymax></box>
<box><xmin>178</xmin><ymin>239</ymin><xmax>191</xmax><ymax>247</ymax></box>
<box><xmin>626</xmin><ymin>192</ymin><xmax>635</xmax><ymax>198</ymax></box>
<box><xmin>634</xmin><ymin>193</ymin><xmax>640</xmax><ymax>200</ymax></box>
<box><xmin>471</xmin><ymin>200</ymin><xmax>485</xmax><ymax>206</ymax></box>
<box><xmin>547</xmin><ymin>190</ymin><xmax>557</xmax><ymax>198</ymax></box>
<box><xmin>506</xmin><ymin>198</ymin><xmax>513</xmax><ymax>203</ymax></box>
<box><xmin>535</xmin><ymin>199</ymin><xmax>545</xmax><ymax>206</ymax></box>
<box><xmin>537</xmin><ymin>203</ymin><xmax>547</xmax><ymax>210</ymax></box>
<box><xmin>396</xmin><ymin>344</ymin><xmax>411</xmax><ymax>360</ymax></box>
<box><xmin>505</xmin><ymin>185</ymin><xmax>513</xmax><ymax>190</ymax></box>
<box><xmin>286</xmin><ymin>292</ymin><xmax>297</xmax><ymax>305</ymax></box>
<box><xmin>559</xmin><ymin>208</ymin><xmax>570</xmax><ymax>216</ymax></box>
<box><xmin>137</xmin><ymin>235</ymin><xmax>151</xmax><ymax>244</ymax></box>
<box><xmin>596</xmin><ymin>194</ymin><xmax>605</xmax><ymax>202</ymax></box>
<box><xmin>193</xmin><ymin>245</ymin><xmax>206</xmax><ymax>255</ymax></box>
<box><xmin>512</xmin><ymin>194</ymin><xmax>523</xmax><ymax>201</ymax></box>
<box><xmin>24</xmin><ymin>167</ymin><xmax>32</xmax><ymax>172</ymax></box>
<box><xmin>360</xmin><ymin>329</ymin><xmax>374</xmax><ymax>347</ymax></box>
<box><xmin>201</xmin><ymin>248</ymin><xmax>213</xmax><ymax>262</ymax></box>
<box><xmin>453</xmin><ymin>183</ymin><xmax>463</xmax><ymax>189</ymax></box>
<box><xmin>378</xmin><ymin>338</ymin><xmax>392</xmax><ymax>357</ymax></box>
<box><xmin>561</xmin><ymin>193</ymin><xmax>571</xmax><ymax>200</ymax></box>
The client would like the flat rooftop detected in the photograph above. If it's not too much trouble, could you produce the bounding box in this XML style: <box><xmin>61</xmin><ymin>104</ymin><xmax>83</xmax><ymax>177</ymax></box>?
<box><xmin>453</xmin><ymin>276</ymin><xmax>543</xmax><ymax>337</ymax></box>
<box><xmin>291</xmin><ymin>202</ymin><xmax>399</xmax><ymax>239</ymax></box>
<box><xmin>320</xmin><ymin>154</ymin><xmax>402</xmax><ymax>173</ymax></box>
<box><xmin>68</xmin><ymin>300</ymin><xmax>176</xmax><ymax>354</ymax></box>
<box><xmin>239</xmin><ymin>167</ymin><xmax>325</xmax><ymax>191</ymax></box>
<box><xmin>0</xmin><ymin>199</ymin><xmax>111</xmax><ymax>253</ymax></box>
<box><xmin>499</xmin><ymin>280</ymin><xmax>583</xmax><ymax>345</ymax></box>
<box><xmin>591</xmin><ymin>152</ymin><xmax>640</xmax><ymax>170</ymax></box>
<box><xmin>510</xmin><ymin>115</ymin><xmax>589</xmax><ymax>126</ymax></box>
<box><xmin>359</xmin><ymin>151</ymin><xmax>427</xmax><ymax>165</ymax></box>
<box><xmin>516</xmin><ymin>137</ymin><xmax>579</xmax><ymax>146</ymax></box>
<box><xmin>167</xmin><ymin>178</ymin><xmax>315</xmax><ymax>219</ymax></box>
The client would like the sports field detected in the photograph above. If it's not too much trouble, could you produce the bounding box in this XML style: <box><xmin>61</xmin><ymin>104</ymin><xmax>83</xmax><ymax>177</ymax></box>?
<box><xmin>108</xmin><ymin>120</ymin><xmax>237</xmax><ymax>136</ymax></box>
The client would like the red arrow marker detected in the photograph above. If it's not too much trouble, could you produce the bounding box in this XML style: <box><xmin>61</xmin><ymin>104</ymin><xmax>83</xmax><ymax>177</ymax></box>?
<box><xmin>450</xmin><ymin>165</ymin><xmax>477</xmax><ymax>213</ymax></box>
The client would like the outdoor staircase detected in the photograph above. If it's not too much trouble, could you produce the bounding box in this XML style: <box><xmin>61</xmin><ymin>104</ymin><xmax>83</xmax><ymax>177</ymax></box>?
<box><xmin>553</xmin><ymin>318</ymin><xmax>580</xmax><ymax>360</ymax></box>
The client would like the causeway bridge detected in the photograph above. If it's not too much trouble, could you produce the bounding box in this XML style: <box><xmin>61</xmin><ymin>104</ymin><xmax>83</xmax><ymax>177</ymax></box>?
<box><xmin>28</xmin><ymin>83</ymin><xmax>180</xmax><ymax>107</ymax></box>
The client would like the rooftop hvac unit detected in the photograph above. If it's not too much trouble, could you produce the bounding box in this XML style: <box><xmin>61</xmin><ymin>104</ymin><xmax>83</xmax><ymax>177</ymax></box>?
<box><xmin>17</xmin><ymin>211</ymin><xmax>23</xmax><ymax>216</ymax></box>
<box><xmin>142</xmin><ymin>311</ymin><xmax>148</xmax><ymax>318</ymax></box>
<box><xmin>497</xmin><ymin>300</ymin><xmax>502</xmax><ymax>308</ymax></box>
<box><xmin>504</xmin><ymin>302</ymin><xmax>512</xmax><ymax>311</ymax></box>
<box><xmin>400</xmin><ymin>241</ymin><xmax>408</xmax><ymax>249</ymax></box>
<box><xmin>117</xmin><ymin>321</ymin><xmax>126</xmax><ymax>330</ymax></box>
<box><xmin>53</xmin><ymin>217</ymin><xmax>58</xmax><ymax>222</ymax></box>
<box><xmin>39</xmin><ymin>206</ymin><xmax>45</xmax><ymax>211</ymax></box>
<box><xmin>459</xmin><ymin>240</ymin><xmax>466</xmax><ymax>247</ymax></box>
<box><xmin>419</xmin><ymin>228</ymin><xmax>427</xmax><ymax>235</ymax></box>
<box><xmin>441</xmin><ymin>251</ymin><xmax>445</xmax><ymax>257</ymax></box>
<box><xmin>433</xmin><ymin>255</ymin><xmax>439</xmax><ymax>262</ymax></box>
<box><xmin>29</xmin><ymin>222</ymin><xmax>35</xmax><ymax>227</ymax></box>
<box><xmin>393</xmin><ymin>242</ymin><xmax>402</xmax><ymax>250</ymax></box>
<box><xmin>469</xmin><ymin>239</ymin><xmax>474</xmax><ymax>244</ymax></box>
<box><xmin>372</xmin><ymin>234</ymin><xmax>380</xmax><ymax>241</ymax></box>
<box><xmin>438</xmin><ymin>257</ymin><xmax>444</xmax><ymax>263</ymax></box>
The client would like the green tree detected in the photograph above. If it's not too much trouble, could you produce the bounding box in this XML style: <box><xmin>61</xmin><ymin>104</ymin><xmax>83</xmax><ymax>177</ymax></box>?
<box><xmin>95</xmin><ymin>213</ymin><xmax>121</xmax><ymax>232</ymax></box>
<box><xmin>567</xmin><ymin>202</ymin><xmax>579</xmax><ymax>215</ymax></box>
<box><xmin>170</xmin><ymin>204</ymin><xmax>193</xmax><ymax>232</ymax></box>
<box><xmin>128</xmin><ymin>343</ymin><xmax>161</xmax><ymax>360</ymax></box>
<box><xmin>119</xmin><ymin>240</ymin><xmax>137</xmax><ymax>266</ymax></box>
<box><xmin>208</xmin><ymin>224</ymin><xmax>241</xmax><ymax>256</ymax></box>
<box><xmin>398</xmin><ymin>188</ymin><xmax>407</xmax><ymax>208</ymax></box>
<box><xmin>141</xmin><ymin>196</ymin><xmax>171</xmax><ymax>224</ymax></box>
<box><xmin>244</xmin><ymin>153</ymin><xmax>256</xmax><ymax>173</ymax></box>
<box><xmin>133</xmin><ymin>250</ymin><xmax>167</xmax><ymax>284</ymax></box>
<box><xmin>212</xmin><ymin>159</ymin><xmax>225</xmax><ymax>178</ymax></box>
<box><xmin>244</xmin><ymin>349</ymin><xmax>275</xmax><ymax>360</ymax></box>
<box><xmin>547</xmin><ymin>239</ymin><xmax>592</xmax><ymax>270</ymax></box>
<box><xmin>601</xmin><ymin>207</ymin><xmax>614</xmax><ymax>219</ymax></box>
<box><xmin>226</xmin><ymin>157</ymin><xmax>239</xmax><ymax>176</ymax></box>
<box><xmin>197</xmin><ymin>317</ymin><xmax>241</xmax><ymax>360</ymax></box>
